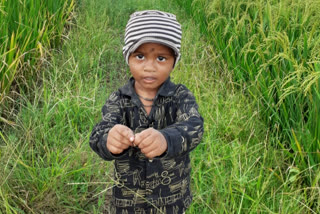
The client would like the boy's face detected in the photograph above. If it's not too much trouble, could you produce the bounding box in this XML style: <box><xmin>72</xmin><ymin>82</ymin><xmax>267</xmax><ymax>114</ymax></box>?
<box><xmin>128</xmin><ymin>43</ymin><xmax>175</xmax><ymax>94</ymax></box>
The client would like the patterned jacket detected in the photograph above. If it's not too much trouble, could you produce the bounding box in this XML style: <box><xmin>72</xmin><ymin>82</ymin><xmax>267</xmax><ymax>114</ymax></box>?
<box><xmin>89</xmin><ymin>77</ymin><xmax>204</xmax><ymax>214</ymax></box>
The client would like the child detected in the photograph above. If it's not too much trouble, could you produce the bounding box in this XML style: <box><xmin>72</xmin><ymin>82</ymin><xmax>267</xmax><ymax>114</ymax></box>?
<box><xmin>89</xmin><ymin>10</ymin><xmax>204</xmax><ymax>214</ymax></box>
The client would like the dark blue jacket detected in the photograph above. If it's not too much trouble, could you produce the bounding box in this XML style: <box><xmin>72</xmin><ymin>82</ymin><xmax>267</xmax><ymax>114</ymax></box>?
<box><xmin>89</xmin><ymin>77</ymin><xmax>204</xmax><ymax>214</ymax></box>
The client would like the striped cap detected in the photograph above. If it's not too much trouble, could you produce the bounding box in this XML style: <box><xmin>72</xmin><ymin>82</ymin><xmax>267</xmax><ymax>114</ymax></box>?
<box><xmin>123</xmin><ymin>10</ymin><xmax>182</xmax><ymax>67</ymax></box>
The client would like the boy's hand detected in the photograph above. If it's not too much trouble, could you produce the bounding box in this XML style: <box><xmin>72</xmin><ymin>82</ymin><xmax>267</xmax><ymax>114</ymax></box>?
<box><xmin>134</xmin><ymin>128</ymin><xmax>167</xmax><ymax>159</ymax></box>
<box><xmin>107</xmin><ymin>125</ymin><xmax>135</xmax><ymax>155</ymax></box>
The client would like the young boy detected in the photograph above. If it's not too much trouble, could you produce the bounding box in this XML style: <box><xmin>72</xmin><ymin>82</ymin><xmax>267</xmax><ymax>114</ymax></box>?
<box><xmin>89</xmin><ymin>10</ymin><xmax>204</xmax><ymax>214</ymax></box>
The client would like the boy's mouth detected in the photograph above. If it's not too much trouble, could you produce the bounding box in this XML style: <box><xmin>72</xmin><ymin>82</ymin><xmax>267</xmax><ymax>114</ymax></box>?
<box><xmin>143</xmin><ymin>77</ymin><xmax>156</xmax><ymax>83</ymax></box>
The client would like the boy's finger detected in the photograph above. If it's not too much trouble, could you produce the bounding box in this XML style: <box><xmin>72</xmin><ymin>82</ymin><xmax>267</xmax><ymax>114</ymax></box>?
<box><xmin>117</xmin><ymin>125</ymin><xmax>134</xmax><ymax>142</ymax></box>
<box><xmin>107</xmin><ymin>144</ymin><xmax>123</xmax><ymax>154</ymax></box>
<box><xmin>136</xmin><ymin>132</ymin><xmax>153</xmax><ymax>149</ymax></box>
<box><xmin>145</xmin><ymin>150</ymin><xmax>157</xmax><ymax>159</ymax></box>
<box><xmin>126</xmin><ymin>129</ymin><xmax>135</xmax><ymax>142</ymax></box>
<box><xmin>122</xmin><ymin>129</ymin><xmax>134</xmax><ymax>146</ymax></box>
<box><xmin>135</xmin><ymin>128</ymin><xmax>153</xmax><ymax>144</ymax></box>
<box><xmin>113</xmin><ymin>125</ymin><xmax>134</xmax><ymax>146</ymax></box>
<box><xmin>140</xmin><ymin>141</ymin><xmax>156</xmax><ymax>154</ymax></box>
<box><xmin>108</xmin><ymin>138</ymin><xmax>127</xmax><ymax>149</ymax></box>
<box><xmin>109</xmin><ymin>132</ymin><xmax>133</xmax><ymax>148</ymax></box>
<box><xmin>134</xmin><ymin>132</ymin><xmax>145</xmax><ymax>146</ymax></box>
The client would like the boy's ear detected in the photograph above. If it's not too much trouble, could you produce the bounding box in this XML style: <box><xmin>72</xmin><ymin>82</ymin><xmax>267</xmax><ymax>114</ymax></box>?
<box><xmin>172</xmin><ymin>58</ymin><xmax>176</xmax><ymax>69</ymax></box>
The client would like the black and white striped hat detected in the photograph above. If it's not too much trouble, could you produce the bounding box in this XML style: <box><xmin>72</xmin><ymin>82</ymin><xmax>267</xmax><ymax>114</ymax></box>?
<box><xmin>123</xmin><ymin>10</ymin><xmax>182</xmax><ymax>67</ymax></box>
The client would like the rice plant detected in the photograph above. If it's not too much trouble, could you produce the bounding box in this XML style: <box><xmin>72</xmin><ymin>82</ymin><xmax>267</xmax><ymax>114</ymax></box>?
<box><xmin>0</xmin><ymin>0</ymin><xmax>74</xmax><ymax>113</ymax></box>
<box><xmin>177</xmin><ymin>0</ymin><xmax>320</xmax><ymax>179</ymax></box>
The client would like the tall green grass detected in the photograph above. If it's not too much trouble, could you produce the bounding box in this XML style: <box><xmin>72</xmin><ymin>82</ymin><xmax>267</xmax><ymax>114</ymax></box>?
<box><xmin>176</xmin><ymin>0</ymin><xmax>320</xmax><ymax>179</ymax></box>
<box><xmin>0</xmin><ymin>0</ymin><xmax>74</xmax><ymax>113</ymax></box>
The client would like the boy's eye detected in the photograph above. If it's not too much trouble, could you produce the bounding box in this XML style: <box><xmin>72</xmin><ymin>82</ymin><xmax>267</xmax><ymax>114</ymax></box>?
<box><xmin>157</xmin><ymin>56</ymin><xmax>166</xmax><ymax>62</ymax></box>
<box><xmin>135</xmin><ymin>54</ymin><xmax>145</xmax><ymax>60</ymax></box>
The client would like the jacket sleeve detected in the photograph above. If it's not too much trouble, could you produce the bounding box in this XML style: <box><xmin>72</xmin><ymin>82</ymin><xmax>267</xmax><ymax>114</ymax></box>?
<box><xmin>89</xmin><ymin>91</ymin><xmax>128</xmax><ymax>161</ymax></box>
<box><xmin>159</xmin><ymin>85</ymin><xmax>204</xmax><ymax>158</ymax></box>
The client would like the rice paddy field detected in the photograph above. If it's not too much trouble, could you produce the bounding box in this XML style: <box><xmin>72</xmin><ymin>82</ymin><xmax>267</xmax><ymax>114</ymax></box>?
<box><xmin>0</xmin><ymin>0</ymin><xmax>319</xmax><ymax>213</ymax></box>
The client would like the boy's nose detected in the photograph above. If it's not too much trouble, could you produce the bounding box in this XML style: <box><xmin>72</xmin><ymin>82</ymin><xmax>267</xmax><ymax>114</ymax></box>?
<box><xmin>143</xmin><ymin>59</ymin><xmax>155</xmax><ymax>72</ymax></box>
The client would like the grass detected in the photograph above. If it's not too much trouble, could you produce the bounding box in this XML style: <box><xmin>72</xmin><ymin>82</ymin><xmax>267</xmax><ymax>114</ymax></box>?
<box><xmin>1</xmin><ymin>0</ymin><xmax>319</xmax><ymax>213</ymax></box>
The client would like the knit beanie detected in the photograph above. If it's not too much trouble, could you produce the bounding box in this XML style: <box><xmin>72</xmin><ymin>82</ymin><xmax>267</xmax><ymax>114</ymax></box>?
<box><xmin>123</xmin><ymin>10</ymin><xmax>182</xmax><ymax>67</ymax></box>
